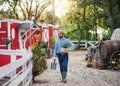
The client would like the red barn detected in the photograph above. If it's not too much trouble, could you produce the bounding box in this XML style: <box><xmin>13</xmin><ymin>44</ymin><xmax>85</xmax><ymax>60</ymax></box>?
<box><xmin>0</xmin><ymin>19</ymin><xmax>60</xmax><ymax>85</ymax></box>
<box><xmin>0</xmin><ymin>19</ymin><xmax>60</xmax><ymax>67</ymax></box>
<box><xmin>0</xmin><ymin>20</ymin><xmax>21</xmax><ymax>67</ymax></box>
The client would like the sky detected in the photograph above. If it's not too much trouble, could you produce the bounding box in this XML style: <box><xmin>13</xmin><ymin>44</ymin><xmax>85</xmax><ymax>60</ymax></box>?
<box><xmin>0</xmin><ymin>0</ymin><xmax>70</xmax><ymax>18</ymax></box>
<box><xmin>47</xmin><ymin>0</ymin><xmax>70</xmax><ymax>18</ymax></box>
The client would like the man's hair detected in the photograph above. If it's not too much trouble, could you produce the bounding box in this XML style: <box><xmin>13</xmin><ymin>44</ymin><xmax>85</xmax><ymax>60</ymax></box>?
<box><xmin>59</xmin><ymin>30</ymin><xmax>65</xmax><ymax>35</ymax></box>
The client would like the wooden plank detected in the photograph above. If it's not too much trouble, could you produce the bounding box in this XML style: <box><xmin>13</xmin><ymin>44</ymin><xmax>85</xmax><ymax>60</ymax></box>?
<box><xmin>25</xmin><ymin>76</ymin><xmax>32</xmax><ymax>86</ymax></box>
<box><xmin>0</xmin><ymin>31</ymin><xmax>6</xmax><ymax>33</ymax></box>
<box><xmin>0</xmin><ymin>45</ymin><xmax>6</xmax><ymax>47</ymax></box>
<box><xmin>8</xmin><ymin>64</ymin><xmax>32</xmax><ymax>86</ymax></box>
<box><xmin>0</xmin><ymin>78</ymin><xmax>9</xmax><ymax>86</ymax></box>
<box><xmin>0</xmin><ymin>52</ymin><xmax>32</xmax><ymax>79</ymax></box>
<box><xmin>0</xmin><ymin>49</ymin><xmax>29</xmax><ymax>55</ymax></box>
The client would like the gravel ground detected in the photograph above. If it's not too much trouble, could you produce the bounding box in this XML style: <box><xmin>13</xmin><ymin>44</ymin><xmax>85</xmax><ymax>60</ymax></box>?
<box><xmin>32</xmin><ymin>51</ymin><xmax>120</xmax><ymax>86</ymax></box>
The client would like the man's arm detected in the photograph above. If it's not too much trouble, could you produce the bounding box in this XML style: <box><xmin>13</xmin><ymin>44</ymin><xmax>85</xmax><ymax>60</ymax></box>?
<box><xmin>67</xmin><ymin>40</ymin><xmax>74</xmax><ymax>51</ymax></box>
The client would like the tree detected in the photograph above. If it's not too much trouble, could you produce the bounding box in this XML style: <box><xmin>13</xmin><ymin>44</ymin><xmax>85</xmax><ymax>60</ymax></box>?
<box><xmin>61</xmin><ymin>0</ymin><xmax>120</xmax><ymax>49</ymax></box>
<box><xmin>2</xmin><ymin>0</ymin><xmax>19</xmax><ymax>19</ymax></box>
<box><xmin>106</xmin><ymin>0</ymin><xmax>120</xmax><ymax>30</ymax></box>
<box><xmin>0</xmin><ymin>1</ymin><xmax>5</xmax><ymax>5</ymax></box>
<box><xmin>40</xmin><ymin>10</ymin><xmax>60</xmax><ymax>24</ymax></box>
<box><xmin>18</xmin><ymin>0</ymin><xmax>50</xmax><ymax>21</ymax></box>
<box><xmin>1</xmin><ymin>0</ymin><xmax>50</xmax><ymax>21</ymax></box>
<box><xmin>0</xmin><ymin>9</ymin><xmax>16</xmax><ymax>19</ymax></box>
<box><xmin>61</xmin><ymin>0</ymin><xmax>89</xmax><ymax>49</ymax></box>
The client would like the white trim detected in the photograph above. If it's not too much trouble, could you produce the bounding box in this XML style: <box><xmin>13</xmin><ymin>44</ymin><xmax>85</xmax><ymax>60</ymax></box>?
<box><xmin>31</xmin><ymin>27</ymin><xmax>39</xmax><ymax>30</ymax></box>
<box><xmin>0</xmin><ymin>45</ymin><xmax>7</xmax><ymax>47</ymax></box>
<box><xmin>0</xmin><ymin>19</ymin><xmax>21</xmax><ymax>24</ymax></box>
<box><xmin>53</xmin><ymin>29</ymin><xmax>59</xmax><ymax>40</ymax></box>
<box><xmin>0</xmin><ymin>49</ymin><xmax>29</xmax><ymax>55</ymax></box>
<box><xmin>25</xmin><ymin>75</ymin><xmax>32</xmax><ymax>86</ymax></box>
<box><xmin>85</xmin><ymin>41</ymin><xmax>98</xmax><ymax>48</ymax></box>
<box><xmin>0</xmin><ymin>22</ymin><xmax>1</xmax><ymax>28</ymax></box>
<box><xmin>8</xmin><ymin>64</ymin><xmax>32</xmax><ymax>86</ymax></box>
<box><xmin>0</xmin><ymin>50</ymin><xmax>32</xmax><ymax>79</ymax></box>
<box><xmin>7</xmin><ymin>20</ymin><xmax>11</xmax><ymax>50</ymax></box>
<box><xmin>42</xmin><ymin>29</ymin><xmax>49</xmax><ymax>42</ymax></box>
<box><xmin>25</xmin><ymin>29</ymin><xmax>37</xmax><ymax>41</ymax></box>
<box><xmin>48</xmin><ymin>24</ymin><xmax>54</xmax><ymax>27</ymax></box>
<box><xmin>0</xmin><ymin>20</ymin><xmax>9</xmax><ymax>22</ymax></box>
<box><xmin>21</xmin><ymin>29</ymin><xmax>29</xmax><ymax>39</ymax></box>
<box><xmin>19</xmin><ymin>29</ymin><xmax>26</xmax><ymax>49</ymax></box>
<box><xmin>11</xmin><ymin>28</ymin><xmax>15</xmax><ymax>39</ymax></box>
<box><xmin>0</xmin><ymin>31</ymin><xmax>6</xmax><ymax>33</ymax></box>
<box><xmin>42</xmin><ymin>24</ymin><xmax>48</xmax><ymax>28</ymax></box>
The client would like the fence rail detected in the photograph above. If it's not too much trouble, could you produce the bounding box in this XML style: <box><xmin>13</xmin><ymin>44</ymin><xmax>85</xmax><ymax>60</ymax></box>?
<box><xmin>72</xmin><ymin>41</ymin><xmax>86</xmax><ymax>50</ymax></box>
<box><xmin>0</xmin><ymin>49</ymin><xmax>33</xmax><ymax>86</ymax></box>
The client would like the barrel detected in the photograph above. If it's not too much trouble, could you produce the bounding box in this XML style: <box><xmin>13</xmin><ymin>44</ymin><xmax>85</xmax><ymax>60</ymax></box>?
<box><xmin>99</xmin><ymin>40</ymin><xmax>120</xmax><ymax>59</ymax></box>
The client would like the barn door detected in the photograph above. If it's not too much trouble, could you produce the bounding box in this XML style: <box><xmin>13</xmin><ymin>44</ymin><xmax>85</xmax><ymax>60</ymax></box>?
<box><xmin>0</xmin><ymin>22</ymin><xmax>8</xmax><ymax>49</ymax></box>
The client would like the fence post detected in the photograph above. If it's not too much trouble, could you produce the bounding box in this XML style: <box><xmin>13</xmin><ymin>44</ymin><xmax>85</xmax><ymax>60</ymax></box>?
<box><xmin>10</xmin><ymin>54</ymin><xmax>16</xmax><ymax>78</ymax></box>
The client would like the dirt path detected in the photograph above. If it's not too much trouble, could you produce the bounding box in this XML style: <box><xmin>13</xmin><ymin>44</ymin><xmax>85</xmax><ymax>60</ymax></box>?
<box><xmin>32</xmin><ymin>51</ymin><xmax>120</xmax><ymax>86</ymax></box>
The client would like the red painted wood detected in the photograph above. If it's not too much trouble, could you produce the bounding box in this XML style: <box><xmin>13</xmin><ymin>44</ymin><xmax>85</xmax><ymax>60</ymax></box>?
<box><xmin>10</xmin><ymin>23</ymin><xmax>20</xmax><ymax>50</ymax></box>
<box><xmin>48</xmin><ymin>26</ymin><xmax>53</xmax><ymax>48</ymax></box>
<box><xmin>1</xmin><ymin>22</ymin><xmax>7</xmax><ymax>29</ymax></box>
<box><xmin>0</xmin><ymin>22</ymin><xmax>8</xmax><ymax>49</ymax></box>
<box><xmin>0</xmin><ymin>54</ymin><xmax>11</xmax><ymax>67</ymax></box>
<box><xmin>16</xmin><ymin>55</ymin><xmax>22</xmax><ymax>73</ymax></box>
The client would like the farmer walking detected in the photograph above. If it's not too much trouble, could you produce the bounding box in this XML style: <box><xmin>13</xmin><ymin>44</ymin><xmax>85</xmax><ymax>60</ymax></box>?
<box><xmin>53</xmin><ymin>30</ymin><xmax>74</xmax><ymax>83</ymax></box>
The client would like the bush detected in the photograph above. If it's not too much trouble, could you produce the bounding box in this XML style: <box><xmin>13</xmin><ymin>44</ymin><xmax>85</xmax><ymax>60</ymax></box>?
<box><xmin>32</xmin><ymin>42</ymin><xmax>48</xmax><ymax>82</ymax></box>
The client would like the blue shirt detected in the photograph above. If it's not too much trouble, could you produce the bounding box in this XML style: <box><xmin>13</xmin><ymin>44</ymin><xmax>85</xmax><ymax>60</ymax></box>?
<box><xmin>53</xmin><ymin>37</ymin><xmax>74</xmax><ymax>57</ymax></box>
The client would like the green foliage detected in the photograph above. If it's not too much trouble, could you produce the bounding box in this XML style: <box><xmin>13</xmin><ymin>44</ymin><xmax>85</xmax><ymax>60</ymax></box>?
<box><xmin>0</xmin><ymin>0</ymin><xmax>50</xmax><ymax>20</ymax></box>
<box><xmin>0</xmin><ymin>1</ymin><xmax>5</xmax><ymax>5</ymax></box>
<box><xmin>0</xmin><ymin>9</ymin><xmax>16</xmax><ymax>19</ymax></box>
<box><xmin>60</xmin><ymin>0</ymin><xmax>120</xmax><ymax>42</ymax></box>
<box><xmin>61</xmin><ymin>0</ymin><xmax>93</xmax><ymax>42</ymax></box>
<box><xmin>117</xmin><ymin>60</ymin><xmax>120</xmax><ymax>69</ymax></box>
<box><xmin>102</xmin><ymin>29</ymin><xmax>111</xmax><ymax>40</ymax></box>
<box><xmin>4</xmin><ymin>38</ymin><xmax>12</xmax><ymax>45</ymax></box>
<box><xmin>62</xmin><ymin>44</ymin><xmax>69</xmax><ymax>48</ymax></box>
<box><xmin>40</xmin><ymin>10</ymin><xmax>60</xmax><ymax>24</ymax></box>
<box><xmin>32</xmin><ymin>42</ymin><xmax>48</xmax><ymax>82</ymax></box>
<box><xmin>51</xmin><ymin>37</ymin><xmax>56</xmax><ymax>46</ymax></box>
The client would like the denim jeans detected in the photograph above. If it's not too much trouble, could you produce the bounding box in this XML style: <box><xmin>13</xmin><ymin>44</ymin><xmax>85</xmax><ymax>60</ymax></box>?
<box><xmin>57</xmin><ymin>53</ymin><xmax>68</xmax><ymax>72</ymax></box>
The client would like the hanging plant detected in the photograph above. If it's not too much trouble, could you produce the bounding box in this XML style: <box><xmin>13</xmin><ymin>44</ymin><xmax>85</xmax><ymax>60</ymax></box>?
<box><xmin>4</xmin><ymin>38</ymin><xmax>12</xmax><ymax>45</ymax></box>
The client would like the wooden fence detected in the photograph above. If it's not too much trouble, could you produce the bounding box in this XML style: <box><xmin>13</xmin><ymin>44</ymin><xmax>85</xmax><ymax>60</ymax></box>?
<box><xmin>0</xmin><ymin>49</ymin><xmax>33</xmax><ymax>86</ymax></box>
<box><xmin>72</xmin><ymin>41</ymin><xmax>86</xmax><ymax>50</ymax></box>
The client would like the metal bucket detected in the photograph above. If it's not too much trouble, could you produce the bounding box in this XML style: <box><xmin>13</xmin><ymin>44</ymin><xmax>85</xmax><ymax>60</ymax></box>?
<box><xmin>50</xmin><ymin>59</ymin><xmax>57</xmax><ymax>70</ymax></box>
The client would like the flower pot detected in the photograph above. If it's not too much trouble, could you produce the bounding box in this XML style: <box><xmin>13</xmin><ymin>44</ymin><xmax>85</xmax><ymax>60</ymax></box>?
<box><xmin>87</xmin><ymin>57</ymin><xmax>92</xmax><ymax>62</ymax></box>
<box><xmin>61</xmin><ymin>48</ymin><xmax>69</xmax><ymax>53</ymax></box>
<box><xmin>93</xmin><ymin>61</ymin><xmax>98</xmax><ymax>69</ymax></box>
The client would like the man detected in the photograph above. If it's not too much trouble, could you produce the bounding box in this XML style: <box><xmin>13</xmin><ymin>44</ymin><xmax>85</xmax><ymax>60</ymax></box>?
<box><xmin>53</xmin><ymin>30</ymin><xmax>74</xmax><ymax>83</ymax></box>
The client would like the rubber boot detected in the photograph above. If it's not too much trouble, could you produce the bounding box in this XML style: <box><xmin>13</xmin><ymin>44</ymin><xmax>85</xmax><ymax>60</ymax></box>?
<box><xmin>63</xmin><ymin>72</ymin><xmax>67</xmax><ymax>83</ymax></box>
<box><xmin>60</xmin><ymin>72</ymin><xmax>64</xmax><ymax>82</ymax></box>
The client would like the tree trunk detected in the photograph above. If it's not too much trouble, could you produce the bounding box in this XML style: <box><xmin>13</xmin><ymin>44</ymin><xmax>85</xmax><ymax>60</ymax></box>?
<box><xmin>108</xmin><ymin>0</ymin><xmax>113</xmax><ymax>17</ymax></box>
<box><xmin>76</xmin><ymin>5</ymin><xmax>86</xmax><ymax>50</ymax></box>
<box><xmin>32</xmin><ymin>75</ymin><xmax>35</xmax><ymax>83</ymax></box>
<box><xmin>82</xmin><ymin>7</ymin><xmax>86</xmax><ymax>22</ymax></box>
<box><xmin>13</xmin><ymin>8</ymin><xmax>19</xmax><ymax>19</ymax></box>
<box><xmin>76</xmin><ymin>29</ymin><xmax>82</xmax><ymax>50</ymax></box>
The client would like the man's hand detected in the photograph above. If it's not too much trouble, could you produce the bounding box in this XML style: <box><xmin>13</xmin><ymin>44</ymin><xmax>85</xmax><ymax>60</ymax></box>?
<box><xmin>53</xmin><ymin>57</ymin><xmax>56</xmax><ymax>60</ymax></box>
<box><xmin>62</xmin><ymin>48</ymin><xmax>69</xmax><ymax>53</ymax></box>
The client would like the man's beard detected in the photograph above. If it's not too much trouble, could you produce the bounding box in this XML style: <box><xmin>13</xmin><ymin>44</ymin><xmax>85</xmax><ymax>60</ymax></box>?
<box><xmin>59</xmin><ymin>36</ymin><xmax>63</xmax><ymax>39</ymax></box>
